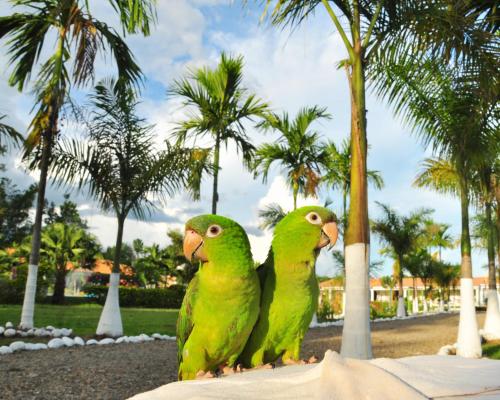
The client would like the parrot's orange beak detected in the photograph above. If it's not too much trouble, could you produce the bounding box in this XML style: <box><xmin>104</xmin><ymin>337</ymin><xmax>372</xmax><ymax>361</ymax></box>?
<box><xmin>183</xmin><ymin>229</ymin><xmax>207</xmax><ymax>262</ymax></box>
<box><xmin>316</xmin><ymin>221</ymin><xmax>338</xmax><ymax>249</ymax></box>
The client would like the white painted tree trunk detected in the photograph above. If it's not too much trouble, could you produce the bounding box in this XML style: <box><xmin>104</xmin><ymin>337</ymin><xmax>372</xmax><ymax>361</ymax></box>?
<box><xmin>96</xmin><ymin>273</ymin><xmax>123</xmax><ymax>337</ymax></box>
<box><xmin>483</xmin><ymin>289</ymin><xmax>500</xmax><ymax>340</ymax></box>
<box><xmin>310</xmin><ymin>313</ymin><xmax>318</xmax><ymax>328</ymax></box>
<box><xmin>439</xmin><ymin>299</ymin><xmax>444</xmax><ymax>312</ymax></box>
<box><xmin>341</xmin><ymin>243</ymin><xmax>372</xmax><ymax>359</ymax></box>
<box><xmin>19</xmin><ymin>264</ymin><xmax>38</xmax><ymax>329</ymax></box>
<box><xmin>423</xmin><ymin>298</ymin><xmax>428</xmax><ymax>313</ymax></box>
<box><xmin>456</xmin><ymin>278</ymin><xmax>482</xmax><ymax>358</ymax></box>
<box><xmin>412</xmin><ymin>297</ymin><xmax>419</xmax><ymax>314</ymax></box>
<box><xmin>397</xmin><ymin>297</ymin><xmax>406</xmax><ymax>318</ymax></box>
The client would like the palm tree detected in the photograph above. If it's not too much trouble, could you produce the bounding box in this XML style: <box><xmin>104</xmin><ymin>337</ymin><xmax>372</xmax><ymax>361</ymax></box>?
<box><xmin>0</xmin><ymin>0</ymin><xmax>156</xmax><ymax>330</ymax></box>
<box><xmin>49</xmin><ymin>79</ymin><xmax>210</xmax><ymax>336</ymax></box>
<box><xmin>253</xmin><ymin>106</ymin><xmax>330</xmax><ymax>210</ymax></box>
<box><xmin>258</xmin><ymin>203</ymin><xmax>288</xmax><ymax>230</ymax></box>
<box><xmin>381</xmin><ymin>275</ymin><xmax>396</xmax><ymax>308</ymax></box>
<box><xmin>0</xmin><ymin>114</ymin><xmax>22</xmax><ymax>148</ymax></box>
<box><xmin>257</xmin><ymin>0</ymin><xmax>496</xmax><ymax>360</ymax></box>
<box><xmin>423</xmin><ymin>220</ymin><xmax>454</xmax><ymax>261</ymax></box>
<box><xmin>41</xmin><ymin>223</ymin><xmax>85</xmax><ymax>304</ymax></box>
<box><xmin>405</xmin><ymin>63</ymin><xmax>498</xmax><ymax>356</ymax></box>
<box><xmin>434</xmin><ymin>262</ymin><xmax>461</xmax><ymax>311</ymax></box>
<box><xmin>170</xmin><ymin>52</ymin><xmax>269</xmax><ymax>214</ymax></box>
<box><xmin>372</xmin><ymin>202</ymin><xmax>431</xmax><ymax>318</ymax></box>
<box><xmin>322</xmin><ymin>138</ymin><xmax>384</xmax><ymax>225</ymax></box>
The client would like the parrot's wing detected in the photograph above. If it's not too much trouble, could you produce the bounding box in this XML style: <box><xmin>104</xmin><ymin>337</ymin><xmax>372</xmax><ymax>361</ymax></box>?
<box><xmin>176</xmin><ymin>273</ymin><xmax>199</xmax><ymax>365</ymax></box>
<box><xmin>256</xmin><ymin>248</ymin><xmax>273</xmax><ymax>288</ymax></box>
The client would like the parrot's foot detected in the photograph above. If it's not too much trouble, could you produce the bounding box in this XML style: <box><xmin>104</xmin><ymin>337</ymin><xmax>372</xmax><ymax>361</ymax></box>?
<box><xmin>283</xmin><ymin>358</ymin><xmax>307</xmax><ymax>365</ymax></box>
<box><xmin>308</xmin><ymin>355</ymin><xmax>318</xmax><ymax>364</ymax></box>
<box><xmin>195</xmin><ymin>370</ymin><xmax>216</xmax><ymax>379</ymax></box>
<box><xmin>255</xmin><ymin>362</ymin><xmax>275</xmax><ymax>369</ymax></box>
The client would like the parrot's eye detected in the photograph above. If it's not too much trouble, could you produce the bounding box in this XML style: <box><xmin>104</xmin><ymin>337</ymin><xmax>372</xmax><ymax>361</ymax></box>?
<box><xmin>306</xmin><ymin>212</ymin><xmax>322</xmax><ymax>225</ymax></box>
<box><xmin>206</xmin><ymin>224</ymin><xmax>223</xmax><ymax>238</ymax></box>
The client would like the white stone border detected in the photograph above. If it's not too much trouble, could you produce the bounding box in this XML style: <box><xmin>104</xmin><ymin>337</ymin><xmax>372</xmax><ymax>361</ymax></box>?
<box><xmin>0</xmin><ymin>332</ymin><xmax>175</xmax><ymax>355</ymax></box>
<box><xmin>310</xmin><ymin>310</ymin><xmax>458</xmax><ymax>328</ymax></box>
<box><xmin>0</xmin><ymin>322</ymin><xmax>73</xmax><ymax>338</ymax></box>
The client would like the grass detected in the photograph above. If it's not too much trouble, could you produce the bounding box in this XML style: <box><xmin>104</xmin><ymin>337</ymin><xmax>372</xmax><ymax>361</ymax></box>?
<box><xmin>0</xmin><ymin>304</ymin><xmax>179</xmax><ymax>344</ymax></box>
<box><xmin>483</xmin><ymin>341</ymin><xmax>500</xmax><ymax>360</ymax></box>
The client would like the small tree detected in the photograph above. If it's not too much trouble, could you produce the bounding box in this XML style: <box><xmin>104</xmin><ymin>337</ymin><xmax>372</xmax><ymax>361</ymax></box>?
<box><xmin>171</xmin><ymin>52</ymin><xmax>269</xmax><ymax>214</ymax></box>
<box><xmin>41</xmin><ymin>223</ymin><xmax>85</xmax><ymax>304</ymax></box>
<box><xmin>50</xmin><ymin>79</ymin><xmax>210</xmax><ymax>336</ymax></box>
<box><xmin>253</xmin><ymin>106</ymin><xmax>330</xmax><ymax>210</ymax></box>
<box><xmin>372</xmin><ymin>203</ymin><xmax>431</xmax><ymax>317</ymax></box>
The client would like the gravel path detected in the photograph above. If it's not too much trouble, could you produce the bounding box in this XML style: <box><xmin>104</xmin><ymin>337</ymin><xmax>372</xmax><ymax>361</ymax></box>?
<box><xmin>0</xmin><ymin>312</ymin><xmax>485</xmax><ymax>400</ymax></box>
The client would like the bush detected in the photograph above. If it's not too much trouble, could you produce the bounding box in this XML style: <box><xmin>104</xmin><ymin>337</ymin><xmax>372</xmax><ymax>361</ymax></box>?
<box><xmin>370</xmin><ymin>301</ymin><xmax>396</xmax><ymax>319</ymax></box>
<box><xmin>82</xmin><ymin>285</ymin><xmax>186</xmax><ymax>308</ymax></box>
<box><xmin>0</xmin><ymin>264</ymin><xmax>50</xmax><ymax>304</ymax></box>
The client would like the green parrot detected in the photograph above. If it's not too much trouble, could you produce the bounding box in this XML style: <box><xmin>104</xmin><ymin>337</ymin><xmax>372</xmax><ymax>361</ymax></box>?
<box><xmin>240</xmin><ymin>206</ymin><xmax>338</xmax><ymax>367</ymax></box>
<box><xmin>177</xmin><ymin>214</ymin><xmax>261</xmax><ymax>380</ymax></box>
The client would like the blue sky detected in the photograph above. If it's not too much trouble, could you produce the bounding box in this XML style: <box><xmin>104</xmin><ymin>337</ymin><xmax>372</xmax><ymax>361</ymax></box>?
<box><xmin>0</xmin><ymin>0</ymin><xmax>488</xmax><ymax>276</ymax></box>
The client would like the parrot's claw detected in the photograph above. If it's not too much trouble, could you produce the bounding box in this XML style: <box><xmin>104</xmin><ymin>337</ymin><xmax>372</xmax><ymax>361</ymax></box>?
<box><xmin>222</xmin><ymin>366</ymin><xmax>236</xmax><ymax>375</ymax></box>
<box><xmin>283</xmin><ymin>359</ymin><xmax>307</xmax><ymax>365</ymax></box>
<box><xmin>308</xmin><ymin>355</ymin><xmax>318</xmax><ymax>364</ymax></box>
<box><xmin>196</xmin><ymin>370</ymin><xmax>216</xmax><ymax>379</ymax></box>
<box><xmin>235</xmin><ymin>363</ymin><xmax>246</xmax><ymax>373</ymax></box>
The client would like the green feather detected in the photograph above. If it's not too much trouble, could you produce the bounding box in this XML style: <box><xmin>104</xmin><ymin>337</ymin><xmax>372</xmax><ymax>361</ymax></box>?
<box><xmin>240</xmin><ymin>206</ymin><xmax>337</xmax><ymax>367</ymax></box>
<box><xmin>176</xmin><ymin>214</ymin><xmax>261</xmax><ymax>380</ymax></box>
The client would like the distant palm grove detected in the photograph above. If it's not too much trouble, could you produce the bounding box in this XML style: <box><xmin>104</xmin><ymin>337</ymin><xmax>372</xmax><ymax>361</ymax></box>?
<box><xmin>0</xmin><ymin>1</ymin><xmax>498</xmax><ymax>358</ymax></box>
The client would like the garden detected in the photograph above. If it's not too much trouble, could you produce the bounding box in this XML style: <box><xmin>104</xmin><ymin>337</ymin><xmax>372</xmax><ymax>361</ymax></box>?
<box><xmin>0</xmin><ymin>0</ymin><xmax>499</xmax><ymax>399</ymax></box>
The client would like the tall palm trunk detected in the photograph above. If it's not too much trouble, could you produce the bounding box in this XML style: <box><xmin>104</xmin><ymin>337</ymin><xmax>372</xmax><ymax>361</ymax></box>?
<box><xmin>456</xmin><ymin>177</ymin><xmax>482</xmax><ymax>357</ymax></box>
<box><xmin>19</xmin><ymin>29</ymin><xmax>65</xmax><ymax>329</ymax></box>
<box><xmin>96</xmin><ymin>213</ymin><xmax>125</xmax><ymax>337</ymax></box>
<box><xmin>412</xmin><ymin>277</ymin><xmax>418</xmax><ymax>314</ymax></box>
<box><xmin>52</xmin><ymin>266</ymin><xmax>67</xmax><ymax>305</ymax></box>
<box><xmin>483</xmin><ymin>198</ymin><xmax>500</xmax><ymax>339</ymax></box>
<box><xmin>19</xmin><ymin>133</ymin><xmax>52</xmax><ymax>328</ymax></box>
<box><xmin>292</xmin><ymin>179</ymin><xmax>299</xmax><ymax>210</ymax></box>
<box><xmin>211</xmin><ymin>133</ymin><xmax>221</xmax><ymax>214</ymax></box>
<box><xmin>396</xmin><ymin>255</ymin><xmax>406</xmax><ymax>318</ymax></box>
<box><xmin>341</xmin><ymin>22</ymin><xmax>372</xmax><ymax>359</ymax></box>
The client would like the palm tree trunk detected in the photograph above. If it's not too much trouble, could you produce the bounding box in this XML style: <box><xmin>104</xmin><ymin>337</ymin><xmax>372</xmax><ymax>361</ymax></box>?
<box><xmin>456</xmin><ymin>177</ymin><xmax>482</xmax><ymax>357</ymax></box>
<box><xmin>292</xmin><ymin>180</ymin><xmax>299</xmax><ymax>210</ymax></box>
<box><xmin>96</xmin><ymin>213</ymin><xmax>125</xmax><ymax>337</ymax></box>
<box><xmin>19</xmin><ymin>132</ymin><xmax>52</xmax><ymax>329</ymax></box>
<box><xmin>341</xmin><ymin>22</ymin><xmax>372</xmax><ymax>359</ymax></box>
<box><xmin>52</xmin><ymin>264</ymin><xmax>67</xmax><ymax>305</ymax></box>
<box><xmin>211</xmin><ymin>133</ymin><xmax>221</xmax><ymax>214</ymax></box>
<box><xmin>397</xmin><ymin>268</ymin><xmax>406</xmax><ymax>318</ymax></box>
<box><xmin>483</xmin><ymin>200</ymin><xmax>500</xmax><ymax>338</ymax></box>
<box><xmin>342</xmin><ymin>184</ymin><xmax>348</xmax><ymax>228</ymax></box>
<box><xmin>412</xmin><ymin>277</ymin><xmax>419</xmax><ymax>314</ymax></box>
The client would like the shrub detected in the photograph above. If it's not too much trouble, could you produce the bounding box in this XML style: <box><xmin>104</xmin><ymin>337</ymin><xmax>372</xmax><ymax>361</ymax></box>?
<box><xmin>0</xmin><ymin>264</ymin><xmax>50</xmax><ymax>304</ymax></box>
<box><xmin>370</xmin><ymin>301</ymin><xmax>396</xmax><ymax>319</ymax></box>
<box><xmin>82</xmin><ymin>285</ymin><xmax>186</xmax><ymax>308</ymax></box>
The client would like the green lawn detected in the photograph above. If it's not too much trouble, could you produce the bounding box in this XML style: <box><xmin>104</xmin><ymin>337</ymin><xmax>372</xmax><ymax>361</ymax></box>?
<box><xmin>483</xmin><ymin>341</ymin><xmax>500</xmax><ymax>360</ymax></box>
<box><xmin>0</xmin><ymin>304</ymin><xmax>179</xmax><ymax>341</ymax></box>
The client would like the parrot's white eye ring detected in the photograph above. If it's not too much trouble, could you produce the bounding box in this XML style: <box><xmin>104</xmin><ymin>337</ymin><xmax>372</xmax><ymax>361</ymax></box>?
<box><xmin>206</xmin><ymin>224</ymin><xmax>223</xmax><ymax>237</ymax></box>
<box><xmin>306</xmin><ymin>212</ymin><xmax>322</xmax><ymax>225</ymax></box>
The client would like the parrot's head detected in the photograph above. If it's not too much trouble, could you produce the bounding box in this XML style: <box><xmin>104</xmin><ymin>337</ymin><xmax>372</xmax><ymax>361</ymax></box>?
<box><xmin>183</xmin><ymin>214</ymin><xmax>251</xmax><ymax>264</ymax></box>
<box><xmin>273</xmin><ymin>206</ymin><xmax>338</xmax><ymax>257</ymax></box>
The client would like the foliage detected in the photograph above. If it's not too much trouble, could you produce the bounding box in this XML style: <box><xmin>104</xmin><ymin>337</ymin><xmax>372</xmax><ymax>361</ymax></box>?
<box><xmin>0</xmin><ymin>258</ymin><xmax>51</xmax><ymax>304</ymax></box>
<box><xmin>317</xmin><ymin>297</ymin><xmax>334</xmax><ymax>322</ymax></box>
<box><xmin>483</xmin><ymin>342</ymin><xmax>500</xmax><ymax>360</ymax></box>
<box><xmin>0</xmin><ymin>177</ymin><xmax>37</xmax><ymax>247</ymax></box>
<box><xmin>370</xmin><ymin>301</ymin><xmax>396</xmax><ymax>320</ymax></box>
<box><xmin>253</xmin><ymin>106</ymin><xmax>330</xmax><ymax>209</ymax></box>
<box><xmin>104</xmin><ymin>243</ymin><xmax>136</xmax><ymax>267</ymax></box>
<box><xmin>258</xmin><ymin>203</ymin><xmax>287</xmax><ymax>230</ymax></box>
<box><xmin>372</xmin><ymin>202</ymin><xmax>432</xmax><ymax>275</ymax></box>
<box><xmin>322</xmin><ymin>138</ymin><xmax>384</xmax><ymax>220</ymax></box>
<box><xmin>171</xmin><ymin>52</ymin><xmax>268</xmax><ymax>212</ymax></box>
<box><xmin>0</xmin><ymin>114</ymin><xmax>22</xmax><ymax>148</ymax></box>
<box><xmin>83</xmin><ymin>285</ymin><xmax>186</xmax><ymax>309</ymax></box>
<box><xmin>50</xmin><ymin>79</ymin><xmax>208</xmax><ymax>273</ymax></box>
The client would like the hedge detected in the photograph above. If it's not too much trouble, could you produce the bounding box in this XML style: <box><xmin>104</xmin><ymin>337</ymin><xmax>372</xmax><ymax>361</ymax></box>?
<box><xmin>83</xmin><ymin>285</ymin><xmax>186</xmax><ymax>308</ymax></box>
